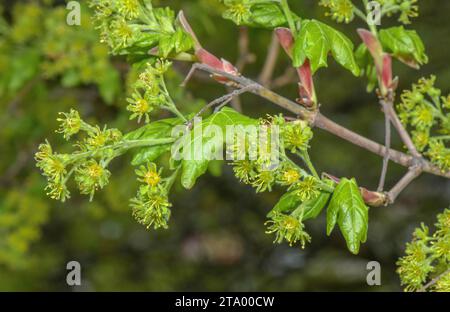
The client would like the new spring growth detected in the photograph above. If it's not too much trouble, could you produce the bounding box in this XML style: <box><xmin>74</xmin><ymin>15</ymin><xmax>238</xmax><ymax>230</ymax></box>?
<box><xmin>126</xmin><ymin>59</ymin><xmax>174</xmax><ymax>123</ymax></box>
<box><xmin>89</xmin><ymin>0</ymin><xmax>194</xmax><ymax>56</ymax></box>
<box><xmin>397</xmin><ymin>208</ymin><xmax>450</xmax><ymax>292</ymax></box>
<box><xmin>319</xmin><ymin>0</ymin><xmax>419</xmax><ymax>25</ymax></box>
<box><xmin>131</xmin><ymin>163</ymin><xmax>172</xmax><ymax>230</ymax></box>
<box><xmin>397</xmin><ymin>76</ymin><xmax>450</xmax><ymax>172</ymax></box>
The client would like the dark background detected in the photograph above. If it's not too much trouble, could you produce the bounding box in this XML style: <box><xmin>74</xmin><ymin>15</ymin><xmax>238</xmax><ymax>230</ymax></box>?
<box><xmin>0</xmin><ymin>0</ymin><xmax>449</xmax><ymax>291</ymax></box>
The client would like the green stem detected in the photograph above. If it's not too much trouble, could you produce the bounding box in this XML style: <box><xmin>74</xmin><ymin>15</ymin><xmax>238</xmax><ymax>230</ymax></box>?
<box><xmin>165</xmin><ymin>166</ymin><xmax>180</xmax><ymax>192</ymax></box>
<box><xmin>362</xmin><ymin>0</ymin><xmax>378</xmax><ymax>35</ymax></box>
<box><xmin>353</xmin><ymin>6</ymin><xmax>368</xmax><ymax>23</ymax></box>
<box><xmin>280</xmin><ymin>0</ymin><xmax>297</xmax><ymax>37</ymax></box>
<box><xmin>434</xmin><ymin>135</ymin><xmax>450</xmax><ymax>141</ymax></box>
<box><xmin>281</xmin><ymin>154</ymin><xmax>334</xmax><ymax>193</ymax></box>
<box><xmin>68</xmin><ymin>138</ymin><xmax>176</xmax><ymax>164</ymax></box>
<box><xmin>160</xmin><ymin>77</ymin><xmax>187</xmax><ymax>122</ymax></box>
<box><xmin>298</xmin><ymin>150</ymin><xmax>319</xmax><ymax>179</ymax></box>
<box><xmin>423</xmin><ymin>99</ymin><xmax>446</xmax><ymax>121</ymax></box>
<box><xmin>381</xmin><ymin>4</ymin><xmax>401</xmax><ymax>17</ymax></box>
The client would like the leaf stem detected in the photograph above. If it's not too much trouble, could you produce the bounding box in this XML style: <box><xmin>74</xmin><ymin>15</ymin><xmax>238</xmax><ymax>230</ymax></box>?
<box><xmin>298</xmin><ymin>150</ymin><xmax>319</xmax><ymax>179</ymax></box>
<box><xmin>280</xmin><ymin>0</ymin><xmax>297</xmax><ymax>37</ymax></box>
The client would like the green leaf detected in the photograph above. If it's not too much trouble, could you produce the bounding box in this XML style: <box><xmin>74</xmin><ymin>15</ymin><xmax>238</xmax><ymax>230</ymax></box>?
<box><xmin>222</xmin><ymin>2</ymin><xmax>299</xmax><ymax>29</ymax></box>
<box><xmin>248</xmin><ymin>3</ymin><xmax>292</xmax><ymax>29</ymax></box>
<box><xmin>293</xmin><ymin>19</ymin><xmax>359</xmax><ymax>76</ymax></box>
<box><xmin>124</xmin><ymin>117</ymin><xmax>183</xmax><ymax>166</ymax></box>
<box><xmin>269</xmin><ymin>188</ymin><xmax>331</xmax><ymax>220</ymax></box>
<box><xmin>302</xmin><ymin>190</ymin><xmax>331</xmax><ymax>220</ymax></box>
<box><xmin>326</xmin><ymin>178</ymin><xmax>369</xmax><ymax>254</ymax></box>
<box><xmin>325</xmin><ymin>24</ymin><xmax>360</xmax><ymax>76</ymax></box>
<box><xmin>379</xmin><ymin>26</ymin><xmax>428</xmax><ymax>68</ymax></box>
<box><xmin>293</xmin><ymin>20</ymin><xmax>330</xmax><ymax>71</ymax></box>
<box><xmin>355</xmin><ymin>44</ymin><xmax>378</xmax><ymax>92</ymax></box>
<box><xmin>270</xmin><ymin>191</ymin><xmax>301</xmax><ymax>216</ymax></box>
<box><xmin>179</xmin><ymin>107</ymin><xmax>258</xmax><ymax>189</ymax></box>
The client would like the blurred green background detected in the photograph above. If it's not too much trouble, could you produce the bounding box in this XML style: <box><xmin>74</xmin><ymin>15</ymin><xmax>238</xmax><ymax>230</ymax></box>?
<box><xmin>0</xmin><ymin>0</ymin><xmax>449</xmax><ymax>291</ymax></box>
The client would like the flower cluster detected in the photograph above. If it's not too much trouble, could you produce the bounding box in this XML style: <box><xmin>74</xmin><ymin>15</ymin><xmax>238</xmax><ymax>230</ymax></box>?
<box><xmin>130</xmin><ymin>163</ymin><xmax>172</xmax><ymax>230</ymax></box>
<box><xmin>36</xmin><ymin>110</ymin><xmax>123</xmax><ymax>202</ymax></box>
<box><xmin>229</xmin><ymin>116</ymin><xmax>326</xmax><ymax>248</ymax></box>
<box><xmin>397</xmin><ymin>208</ymin><xmax>450</xmax><ymax>292</ymax></box>
<box><xmin>282</xmin><ymin>120</ymin><xmax>314</xmax><ymax>154</ymax></box>
<box><xmin>378</xmin><ymin>0</ymin><xmax>419</xmax><ymax>24</ymax></box>
<box><xmin>126</xmin><ymin>60</ymin><xmax>173</xmax><ymax>123</ymax></box>
<box><xmin>265</xmin><ymin>212</ymin><xmax>311</xmax><ymax>248</ymax></box>
<box><xmin>397</xmin><ymin>76</ymin><xmax>450</xmax><ymax>171</ymax></box>
<box><xmin>319</xmin><ymin>0</ymin><xmax>355</xmax><ymax>24</ymax></box>
<box><xmin>89</xmin><ymin>0</ymin><xmax>193</xmax><ymax>56</ymax></box>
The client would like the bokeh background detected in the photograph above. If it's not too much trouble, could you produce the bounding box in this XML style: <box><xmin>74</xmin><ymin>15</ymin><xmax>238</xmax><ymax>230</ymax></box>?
<box><xmin>0</xmin><ymin>0</ymin><xmax>449</xmax><ymax>291</ymax></box>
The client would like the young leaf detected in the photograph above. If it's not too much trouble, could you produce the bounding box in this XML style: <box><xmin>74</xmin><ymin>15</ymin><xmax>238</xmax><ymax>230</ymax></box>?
<box><xmin>124</xmin><ymin>117</ymin><xmax>183</xmax><ymax>166</ymax></box>
<box><xmin>326</xmin><ymin>178</ymin><xmax>369</xmax><ymax>254</ymax></box>
<box><xmin>293</xmin><ymin>19</ymin><xmax>330</xmax><ymax>71</ymax></box>
<box><xmin>379</xmin><ymin>26</ymin><xmax>428</xmax><ymax>68</ymax></box>
<box><xmin>269</xmin><ymin>191</ymin><xmax>301</xmax><ymax>216</ymax></box>
<box><xmin>179</xmin><ymin>107</ymin><xmax>258</xmax><ymax>189</ymax></box>
<box><xmin>269</xmin><ymin>189</ymin><xmax>331</xmax><ymax>220</ymax></box>
<box><xmin>247</xmin><ymin>3</ymin><xmax>292</xmax><ymax>29</ymax></box>
<box><xmin>222</xmin><ymin>1</ymin><xmax>299</xmax><ymax>29</ymax></box>
<box><xmin>325</xmin><ymin>25</ymin><xmax>360</xmax><ymax>76</ymax></box>
<box><xmin>355</xmin><ymin>43</ymin><xmax>378</xmax><ymax>92</ymax></box>
<box><xmin>293</xmin><ymin>19</ymin><xmax>359</xmax><ymax>76</ymax></box>
<box><xmin>302</xmin><ymin>190</ymin><xmax>332</xmax><ymax>220</ymax></box>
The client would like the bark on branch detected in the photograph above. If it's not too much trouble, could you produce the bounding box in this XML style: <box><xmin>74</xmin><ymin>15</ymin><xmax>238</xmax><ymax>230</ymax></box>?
<box><xmin>185</xmin><ymin>63</ymin><xmax>450</xmax><ymax>187</ymax></box>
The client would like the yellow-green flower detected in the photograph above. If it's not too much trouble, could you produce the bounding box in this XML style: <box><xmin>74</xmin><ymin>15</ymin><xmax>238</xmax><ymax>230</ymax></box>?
<box><xmin>131</xmin><ymin>189</ymin><xmax>172</xmax><ymax>230</ymax></box>
<box><xmin>319</xmin><ymin>0</ymin><xmax>354</xmax><ymax>24</ymax></box>
<box><xmin>282</xmin><ymin>121</ymin><xmax>313</xmax><ymax>153</ymax></box>
<box><xmin>135</xmin><ymin>163</ymin><xmax>162</xmax><ymax>188</ymax></box>
<box><xmin>293</xmin><ymin>176</ymin><xmax>320</xmax><ymax>202</ymax></box>
<box><xmin>222</xmin><ymin>0</ymin><xmax>252</xmax><ymax>25</ymax></box>
<box><xmin>265</xmin><ymin>212</ymin><xmax>311</xmax><ymax>248</ymax></box>
<box><xmin>56</xmin><ymin>109</ymin><xmax>82</xmax><ymax>140</ymax></box>
<box><xmin>75</xmin><ymin>160</ymin><xmax>111</xmax><ymax>200</ymax></box>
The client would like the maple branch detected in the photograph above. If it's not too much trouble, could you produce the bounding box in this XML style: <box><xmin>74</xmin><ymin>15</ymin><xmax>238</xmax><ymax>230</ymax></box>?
<box><xmin>186</xmin><ymin>63</ymin><xmax>450</xmax><ymax>182</ymax></box>
<box><xmin>383</xmin><ymin>98</ymin><xmax>422</xmax><ymax>159</ymax></box>
<box><xmin>378</xmin><ymin>100</ymin><xmax>392</xmax><ymax>192</ymax></box>
<box><xmin>387</xmin><ymin>165</ymin><xmax>422</xmax><ymax>203</ymax></box>
<box><xmin>418</xmin><ymin>268</ymin><xmax>450</xmax><ymax>292</ymax></box>
<box><xmin>258</xmin><ymin>32</ymin><xmax>280</xmax><ymax>87</ymax></box>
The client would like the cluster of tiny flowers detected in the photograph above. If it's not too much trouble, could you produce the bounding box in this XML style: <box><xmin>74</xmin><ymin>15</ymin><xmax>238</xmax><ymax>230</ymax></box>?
<box><xmin>89</xmin><ymin>0</ymin><xmax>193</xmax><ymax>56</ymax></box>
<box><xmin>130</xmin><ymin>163</ymin><xmax>172</xmax><ymax>230</ymax></box>
<box><xmin>126</xmin><ymin>60</ymin><xmax>171</xmax><ymax>123</ymax></box>
<box><xmin>265</xmin><ymin>211</ymin><xmax>311</xmax><ymax>248</ymax></box>
<box><xmin>281</xmin><ymin>119</ymin><xmax>314</xmax><ymax>154</ymax></box>
<box><xmin>378</xmin><ymin>0</ymin><xmax>419</xmax><ymax>24</ymax></box>
<box><xmin>319</xmin><ymin>0</ymin><xmax>355</xmax><ymax>24</ymax></box>
<box><xmin>230</xmin><ymin>116</ymin><xmax>322</xmax><ymax>248</ymax></box>
<box><xmin>36</xmin><ymin>110</ymin><xmax>123</xmax><ymax>202</ymax></box>
<box><xmin>397</xmin><ymin>76</ymin><xmax>450</xmax><ymax>172</ymax></box>
<box><xmin>397</xmin><ymin>208</ymin><xmax>450</xmax><ymax>292</ymax></box>
<box><xmin>35</xmin><ymin>142</ymin><xmax>71</xmax><ymax>202</ymax></box>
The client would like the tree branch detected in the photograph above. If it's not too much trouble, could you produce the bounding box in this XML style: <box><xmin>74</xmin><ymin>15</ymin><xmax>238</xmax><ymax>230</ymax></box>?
<box><xmin>258</xmin><ymin>32</ymin><xmax>280</xmax><ymax>87</ymax></box>
<box><xmin>387</xmin><ymin>166</ymin><xmax>422</xmax><ymax>203</ymax></box>
<box><xmin>378</xmin><ymin>101</ymin><xmax>391</xmax><ymax>192</ymax></box>
<box><xmin>186</xmin><ymin>63</ymin><xmax>450</xmax><ymax>181</ymax></box>
<box><xmin>383</xmin><ymin>98</ymin><xmax>421</xmax><ymax>159</ymax></box>
<box><xmin>418</xmin><ymin>268</ymin><xmax>450</xmax><ymax>292</ymax></box>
